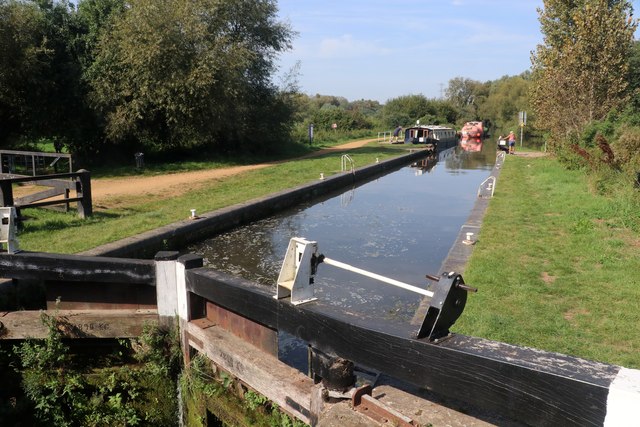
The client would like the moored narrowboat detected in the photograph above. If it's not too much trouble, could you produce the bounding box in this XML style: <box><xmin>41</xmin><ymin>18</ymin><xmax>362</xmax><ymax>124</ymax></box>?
<box><xmin>460</xmin><ymin>121</ymin><xmax>484</xmax><ymax>139</ymax></box>
<box><xmin>404</xmin><ymin>125</ymin><xmax>457</xmax><ymax>148</ymax></box>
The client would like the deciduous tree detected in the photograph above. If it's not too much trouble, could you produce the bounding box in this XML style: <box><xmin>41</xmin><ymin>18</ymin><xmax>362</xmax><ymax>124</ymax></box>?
<box><xmin>530</xmin><ymin>0</ymin><xmax>637</xmax><ymax>151</ymax></box>
<box><xmin>87</xmin><ymin>0</ymin><xmax>294</xmax><ymax>154</ymax></box>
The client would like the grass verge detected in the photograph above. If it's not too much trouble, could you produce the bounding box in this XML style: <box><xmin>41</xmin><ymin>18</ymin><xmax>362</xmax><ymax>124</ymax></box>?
<box><xmin>18</xmin><ymin>142</ymin><xmax>408</xmax><ymax>253</ymax></box>
<box><xmin>456</xmin><ymin>155</ymin><xmax>640</xmax><ymax>368</ymax></box>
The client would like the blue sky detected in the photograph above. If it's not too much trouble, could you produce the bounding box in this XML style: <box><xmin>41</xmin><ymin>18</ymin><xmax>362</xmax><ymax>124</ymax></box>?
<box><xmin>275</xmin><ymin>0</ymin><xmax>640</xmax><ymax>103</ymax></box>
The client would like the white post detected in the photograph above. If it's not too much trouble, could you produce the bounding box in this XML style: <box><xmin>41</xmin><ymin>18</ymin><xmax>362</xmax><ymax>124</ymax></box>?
<box><xmin>154</xmin><ymin>251</ymin><xmax>180</xmax><ymax>324</ymax></box>
<box><xmin>0</xmin><ymin>207</ymin><xmax>19</xmax><ymax>253</ymax></box>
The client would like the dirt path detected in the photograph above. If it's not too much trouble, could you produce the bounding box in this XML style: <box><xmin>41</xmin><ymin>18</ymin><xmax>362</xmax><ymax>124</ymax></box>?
<box><xmin>90</xmin><ymin>138</ymin><xmax>379</xmax><ymax>208</ymax></box>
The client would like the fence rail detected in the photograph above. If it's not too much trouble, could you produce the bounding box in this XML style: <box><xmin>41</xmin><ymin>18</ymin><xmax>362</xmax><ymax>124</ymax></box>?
<box><xmin>0</xmin><ymin>170</ymin><xmax>92</xmax><ymax>218</ymax></box>
<box><xmin>0</xmin><ymin>149</ymin><xmax>73</xmax><ymax>176</ymax></box>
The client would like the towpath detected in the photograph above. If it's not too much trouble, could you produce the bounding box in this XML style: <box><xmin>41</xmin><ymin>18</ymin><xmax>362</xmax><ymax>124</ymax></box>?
<box><xmin>90</xmin><ymin>138</ymin><xmax>378</xmax><ymax>208</ymax></box>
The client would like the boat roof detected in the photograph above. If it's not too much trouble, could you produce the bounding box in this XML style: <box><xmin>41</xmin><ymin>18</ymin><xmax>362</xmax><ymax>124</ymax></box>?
<box><xmin>405</xmin><ymin>125</ymin><xmax>454</xmax><ymax>130</ymax></box>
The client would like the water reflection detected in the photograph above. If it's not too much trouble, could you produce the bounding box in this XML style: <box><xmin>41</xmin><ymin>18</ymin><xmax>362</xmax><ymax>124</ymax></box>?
<box><xmin>460</xmin><ymin>137</ymin><xmax>483</xmax><ymax>152</ymax></box>
<box><xmin>188</xmin><ymin>141</ymin><xmax>496</xmax><ymax>323</ymax></box>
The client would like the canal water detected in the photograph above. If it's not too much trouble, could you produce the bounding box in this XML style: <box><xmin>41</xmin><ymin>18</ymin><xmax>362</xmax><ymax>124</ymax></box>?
<box><xmin>187</xmin><ymin>140</ymin><xmax>496</xmax><ymax>368</ymax></box>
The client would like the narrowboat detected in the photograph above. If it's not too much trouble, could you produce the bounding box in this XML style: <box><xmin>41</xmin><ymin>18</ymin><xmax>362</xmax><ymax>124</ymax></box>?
<box><xmin>404</xmin><ymin>125</ymin><xmax>457</xmax><ymax>148</ymax></box>
<box><xmin>460</xmin><ymin>121</ymin><xmax>484</xmax><ymax>139</ymax></box>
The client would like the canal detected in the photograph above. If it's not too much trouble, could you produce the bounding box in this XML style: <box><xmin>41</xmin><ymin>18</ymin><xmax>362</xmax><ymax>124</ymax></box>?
<box><xmin>188</xmin><ymin>139</ymin><xmax>496</xmax><ymax>368</ymax></box>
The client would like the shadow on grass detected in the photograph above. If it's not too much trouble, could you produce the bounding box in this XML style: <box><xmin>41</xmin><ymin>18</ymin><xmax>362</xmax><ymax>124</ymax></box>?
<box><xmin>20</xmin><ymin>211</ymin><xmax>121</xmax><ymax>234</ymax></box>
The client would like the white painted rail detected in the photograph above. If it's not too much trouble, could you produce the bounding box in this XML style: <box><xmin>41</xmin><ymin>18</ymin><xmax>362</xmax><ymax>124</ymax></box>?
<box><xmin>322</xmin><ymin>256</ymin><xmax>433</xmax><ymax>297</ymax></box>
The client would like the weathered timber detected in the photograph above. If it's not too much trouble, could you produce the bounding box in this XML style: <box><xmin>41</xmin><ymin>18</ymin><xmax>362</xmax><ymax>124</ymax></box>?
<box><xmin>18</xmin><ymin>178</ymin><xmax>74</xmax><ymax>188</ymax></box>
<box><xmin>0</xmin><ymin>309</ymin><xmax>158</xmax><ymax>339</ymax></box>
<box><xmin>185</xmin><ymin>268</ymin><xmax>619</xmax><ymax>427</ymax></box>
<box><xmin>187</xmin><ymin>319</ymin><xmax>315</xmax><ymax>424</ymax></box>
<box><xmin>15</xmin><ymin>187</ymin><xmax>67</xmax><ymax>205</ymax></box>
<box><xmin>0</xmin><ymin>171</ymin><xmax>80</xmax><ymax>184</ymax></box>
<box><xmin>17</xmin><ymin>196</ymin><xmax>82</xmax><ymax>209</ymax></box>
<box><xmin>0</xmin><ymin>251</ymin><xmax>155</xmax><ymax>284</ymax></box>
<box><xmin>0</xmin><ymin>170</ymin><xmax>91</xmax><ymax>218</ymax></box>
<box><xmin>45</xmin><ymin>281</ymin><xmax>157</xmax><ymax>310</ymax></box>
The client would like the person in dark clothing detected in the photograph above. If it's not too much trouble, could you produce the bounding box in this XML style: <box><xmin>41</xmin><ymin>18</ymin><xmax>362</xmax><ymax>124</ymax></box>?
<box><xmin>392</xmin><ymin>125</ymin><xmax>402</xmax><ymax>143</ymax></box>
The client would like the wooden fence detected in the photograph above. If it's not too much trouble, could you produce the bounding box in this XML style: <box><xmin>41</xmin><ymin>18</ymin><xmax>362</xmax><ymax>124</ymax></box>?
<box><xmin>0</xmin><ymin>170</ymin><xmax>92</xmax><ymax>218</ymax></box>
<box><xmin>0</xmin><ymin>149</ymin><xmax>72</xmax><ymax>176</ymax></box>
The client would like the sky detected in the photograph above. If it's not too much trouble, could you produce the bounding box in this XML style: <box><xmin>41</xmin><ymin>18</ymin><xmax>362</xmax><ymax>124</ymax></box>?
<box><xmin>275</xmin><ymin>0</ymin><xmax>640</xmax><ymax>103</ymax></box>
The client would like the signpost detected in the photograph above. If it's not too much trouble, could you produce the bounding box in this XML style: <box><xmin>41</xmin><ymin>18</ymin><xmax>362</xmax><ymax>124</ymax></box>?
<box><xmin>518</xmin><ymin>111</ymin><xmax>527</xmax><ymax>147</ymax></box>
<box><xmin>308</xmin><ymin>123</ymin><xmax>314</xmax><ymax>145</ymax></box>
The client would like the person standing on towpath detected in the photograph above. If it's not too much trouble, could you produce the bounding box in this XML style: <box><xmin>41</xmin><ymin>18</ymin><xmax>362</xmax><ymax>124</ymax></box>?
<box><xmin>507</xmin><ymin>131</ymin><xmax>516</xmax><ymax>154</ymax></box>
<box><xmin>392</xmin><ymin>125</ymin><xmax>403</xmax><ymax>143</ymax></box>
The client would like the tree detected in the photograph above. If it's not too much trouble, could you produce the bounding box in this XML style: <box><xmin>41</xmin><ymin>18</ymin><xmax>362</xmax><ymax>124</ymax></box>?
<box><xmin>381</xmin><ymin>95</ymin><xmax>459</xmax><ymax>128</ymax></box>
<box><xmin>627</xmin><ymin>40</ymin><xmax>640</xmax><ymax>107</ymax></box>
<box><xmin>478</xmin><ymin>74</ymin><xmax>531</xmax><ymax>134</ymax></box>
<box><xmin>0</xmin><ymin>0</ymin><xmax>99</xmax><ymax>150</ymax></box>
<box><xmin>86</xmin><ymin>0</ymin><xmax>294</xmax><ymax>154</ymax></box>
<box><xmin>445</xmin><ymin>77</ymin><xmax>487</xmax><ymax>120</ymax></box>
<box><xmin>530</xmin><ymin>0</ymin><xmax>637</xmax><ymax>151</ymax></box>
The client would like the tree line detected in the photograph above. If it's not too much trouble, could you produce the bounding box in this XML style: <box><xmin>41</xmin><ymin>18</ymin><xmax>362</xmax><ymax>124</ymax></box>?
<box><xmin>1</xmin><ymin>0</ymin><xmax>638</xmax><ymax>184</ymax></box>
<box><xmin>0</xmin><ymin>0</ymin><xmax>537</xmax><ymax>167</ymax></box>
<box><xmin>0</xmin><ymin>0</ymin><xmax>297</xmax><ymax>163</ymax></box>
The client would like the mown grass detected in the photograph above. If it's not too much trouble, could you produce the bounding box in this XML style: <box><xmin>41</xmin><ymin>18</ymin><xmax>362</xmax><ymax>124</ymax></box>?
<box><xmin>18</xmin><ymin>142</ymin><xmax>407</xmax><ymax>253</ymax></box>
<box><xmin>456</xmin><ymin>155</ymin><xmax>640</xmax><ymax>368</ymax></box>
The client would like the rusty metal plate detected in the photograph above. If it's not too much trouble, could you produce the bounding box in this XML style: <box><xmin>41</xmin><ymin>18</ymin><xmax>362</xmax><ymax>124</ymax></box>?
<box><xmin>206</xmin><ymin>301</ymin><xmax>277</xmax><ymax>356</ymax></box>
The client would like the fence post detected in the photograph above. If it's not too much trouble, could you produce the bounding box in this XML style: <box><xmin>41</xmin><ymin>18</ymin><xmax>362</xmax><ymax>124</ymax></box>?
<box><xmin>75</xmin><ymin>169</ymin><xmax>92</xmax><ymax>218</ymax></box>
<box><xmin>0</xmin><ymin>180</ymin><xmax>14</xmax><ymax>207</ymax></box>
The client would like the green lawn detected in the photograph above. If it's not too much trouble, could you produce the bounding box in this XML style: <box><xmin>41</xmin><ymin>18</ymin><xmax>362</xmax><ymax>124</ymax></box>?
<box><xmin>456</xmin><ymin>155</ymin><xmax>640</xmax><ymax>368</ymax></box>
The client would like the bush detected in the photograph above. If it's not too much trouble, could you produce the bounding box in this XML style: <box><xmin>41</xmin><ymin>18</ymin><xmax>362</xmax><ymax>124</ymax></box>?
<box><xmin>612</xmin><ymin>124</ymin><xmax>640</xmax><ymax>177</ymax></box>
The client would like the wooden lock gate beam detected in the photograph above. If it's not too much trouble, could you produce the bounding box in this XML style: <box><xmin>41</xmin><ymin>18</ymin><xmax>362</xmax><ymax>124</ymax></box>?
<box><xmin>185</xmin><ymin>267</ymin><xmax>640</xmax><ymax>427</ymax></box>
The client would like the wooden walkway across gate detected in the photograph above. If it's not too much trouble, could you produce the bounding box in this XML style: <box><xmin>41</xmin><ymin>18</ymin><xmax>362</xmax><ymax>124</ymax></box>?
<box><xmin>0</xmin><ymin>250</ymin><xmax>638</xmax><ymax>426</ymax></box>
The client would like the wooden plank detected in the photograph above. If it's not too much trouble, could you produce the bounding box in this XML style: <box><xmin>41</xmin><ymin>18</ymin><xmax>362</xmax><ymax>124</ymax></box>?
<box><xmin>0</xmin><ymin>309</ymin><xmax>158</xmax><ymax>339</ymax></box>
<box><xmin>15</xmin><ymin>187</ymin><xmax>65</xmax><ymax>205</ymax></box>
<box><xmin>46</xmin><ymin>281</ymin><xmax>156</xmax><ymax>310</ymax></box>
<box><xmin>17</xmin><ymin>196</ymin><xmax>82</xmax><ymax>209</ymax></box>
<box><xmin>0</xmin><ymin>251</ymin><xmax>155</xmax><ymax>284</ymax></box>
<box><xmin>0</xmin><ymin>171</ymin><xmax>79</xmax><ymax>184</ymax></box>
<box><xmin>187</xmin><ymin>321</ymin><xmax>315</xmax><ymax>424</ymax></box>
<box><xmin>185</xmin><ymin>268</ymin><xmax>620</xmax><ymax>427</ymax></box>
<box><xmin>17</xmin><ymin>178</ymin><xmax>74</xmax><ymax>189</ymax></box>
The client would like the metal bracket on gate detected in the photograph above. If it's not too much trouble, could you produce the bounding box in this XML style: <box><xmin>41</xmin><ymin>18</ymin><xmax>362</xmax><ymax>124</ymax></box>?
<box><xmin>276</xmin><ymin>238</ymin><xmax>476</xmax><ymax>340</ymax></box>
<box><xmin>275</xmin><ymin>237</ymin><xmax>319</xmax><ymax>305</ymax></box>
<box><xmin>352</xmin><ymin>385</ymin><xmax>416</xmax><ymax>426</ymax></box>
<box><xmin>416</xmin><ymin>272</ymin><xmax>477</xmax><ymax>341</ymax></box>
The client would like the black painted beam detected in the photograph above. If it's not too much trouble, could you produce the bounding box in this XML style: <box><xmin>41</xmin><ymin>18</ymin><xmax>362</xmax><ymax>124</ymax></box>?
<box><xmin>0</xmin><ymin>252</ymin><xmax>155</xmax><ymax>285</ymax></box>
<box><xmin>186</xmin><ymin>268</ymin><xmax>620</xmax><ymax>427</ymax></box>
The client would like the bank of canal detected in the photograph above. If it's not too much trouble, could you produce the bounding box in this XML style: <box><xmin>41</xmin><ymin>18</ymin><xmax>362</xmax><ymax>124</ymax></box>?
<box><xmin>188</xmin><ymin>141</ymin><xmax>497</xmax><ymax>323</ymax></box>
